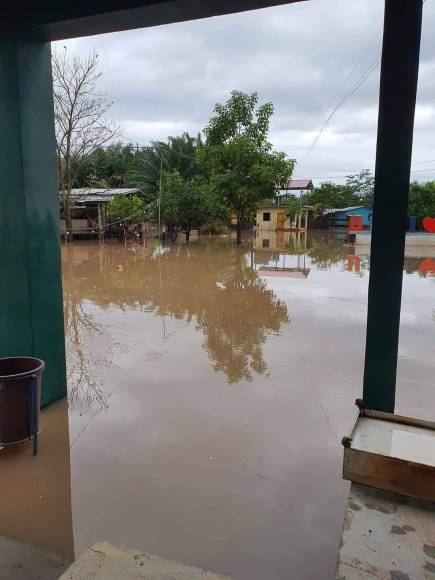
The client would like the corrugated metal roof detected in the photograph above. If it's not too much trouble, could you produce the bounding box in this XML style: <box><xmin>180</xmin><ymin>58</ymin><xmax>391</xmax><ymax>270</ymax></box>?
<box><xmin>67</xmin><ymin>188</ymin><xmax>144</xmax><ymax>204</ymax></box>
<box><xmin>280</xmin><ymin>179</ymin><xmax>314</xmax><ymax>190</ymax></box>
<box><xmin>323</xmin><ymin>206</ymin><xmax>366</xmax><ymax>215</ymax></box>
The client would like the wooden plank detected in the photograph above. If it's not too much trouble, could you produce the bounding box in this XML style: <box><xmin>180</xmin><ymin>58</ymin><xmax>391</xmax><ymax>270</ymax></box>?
<box><xmin>343</xmin><ymin>447</ymin><xmax>435</xmax><ymax>502</ymax></box>
<box><xmin>362</xmin><ymin>408</ymin><xmax>435</xmax><ymax>432</ymax></box>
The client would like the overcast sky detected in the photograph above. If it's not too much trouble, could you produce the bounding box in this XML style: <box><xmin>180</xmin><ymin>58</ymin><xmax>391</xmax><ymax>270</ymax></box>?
<box><xmin>56</xmin><ymin>0</ymin><xmax>435</xmax><ymax>185</ymax></box>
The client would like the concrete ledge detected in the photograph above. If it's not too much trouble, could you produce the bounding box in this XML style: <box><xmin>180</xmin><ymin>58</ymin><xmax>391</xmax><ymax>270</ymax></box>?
<box><xmin>336</xmin><ymin>483</ymin><xmax>435</xmax><ymax>579</ymax></box>
<box><xmin>356</xmin><ymin>233</ymin><xmax>435</xmax><ymax>247</ymax></box>
<box><xmin>60</xmin><ymin>542</ymin><xmax>233</xmax><ymax>580</ymax></box>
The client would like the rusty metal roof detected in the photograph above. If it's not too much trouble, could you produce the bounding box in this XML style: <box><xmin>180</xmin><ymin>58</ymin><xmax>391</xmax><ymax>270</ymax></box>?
<box><xmin>280</xmin><ymin>179</ymin><xmax>314</xmax><ymax>190</ymax></box>
<box><xmin>322</xmin><ymin>206</ymin><xmax>367</xmax><ymax>215</ymax></box>
<box><xmin>68</xmin><ymin>188</ymin><xmax>144</xmax><ymax>204</ymax></box>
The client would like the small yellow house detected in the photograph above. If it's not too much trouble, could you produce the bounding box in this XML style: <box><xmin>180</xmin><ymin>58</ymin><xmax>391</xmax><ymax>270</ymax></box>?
<box><xmin>256</xmin><ymin>205</ymin><xmax>309</xmax><ymax>232</ymax></box>
<box><xmin>256</xmin><ymin>206</ymin><xmax>291</xmax><ymax>231</ymax></box>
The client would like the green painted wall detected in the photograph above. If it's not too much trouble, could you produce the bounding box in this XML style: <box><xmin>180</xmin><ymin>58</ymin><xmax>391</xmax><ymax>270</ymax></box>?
<box><xmin>0</xmin><ymin>38</ymin><xmax>66</xmax><ymax>406</ymax></box>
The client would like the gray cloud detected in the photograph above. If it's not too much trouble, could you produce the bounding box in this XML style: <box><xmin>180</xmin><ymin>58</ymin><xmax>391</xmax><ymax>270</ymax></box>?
<box><xmin>56</xmin><ymin>0</ymin><xmax>435</xmax><ymax>184</ymax></box>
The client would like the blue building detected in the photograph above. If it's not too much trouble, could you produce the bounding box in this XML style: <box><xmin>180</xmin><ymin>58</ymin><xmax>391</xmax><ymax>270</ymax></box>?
<box><xmin>324</xmin><ymin>206</ymin><xmax>372</xmax><ymax>229</ymax></box>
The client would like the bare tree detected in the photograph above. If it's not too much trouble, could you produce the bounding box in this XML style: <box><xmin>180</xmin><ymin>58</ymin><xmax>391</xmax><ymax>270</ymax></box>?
<box><xmin>52</xmin><ymin>48</ymin><xmax>122</xmax><ymax>240</ymax></box>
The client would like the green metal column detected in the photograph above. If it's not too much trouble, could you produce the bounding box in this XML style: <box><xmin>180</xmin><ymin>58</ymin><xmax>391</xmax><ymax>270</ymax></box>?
<box><xmin>363</xmin><ymin>0</ymin><xmax>423</xmax><ymax>412</ymax></box>
<box><xmin>0</xmin><ymin>38</ymin><xmax>66</xmax><ymax>406</ymax></box>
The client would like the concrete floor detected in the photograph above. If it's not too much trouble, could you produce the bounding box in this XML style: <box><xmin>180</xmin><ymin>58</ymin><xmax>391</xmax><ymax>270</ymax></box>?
<box><xmin>0</xmin><ymin>536</ymin><xmax>71</xmax><ymax>580</ymax></box>
<box><xmin>336</xmin><ymin>483</ymin><xmax>435</xmax><ymax>579</ymax></box>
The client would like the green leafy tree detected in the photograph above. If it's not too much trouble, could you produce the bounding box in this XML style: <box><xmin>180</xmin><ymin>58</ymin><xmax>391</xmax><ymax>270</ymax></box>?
<box><xmin>125</xmin><ymin>133</ymin><xmax>202</xmax><ymax>199</ymax></box>
<box><xmin>408</xmin><ymin>181</ymin><xmax>435</xmax><ymax>223</ymax></box>
<box><xmin>199</xmin><ymin>91</ymin><xmax>295</xmax><ymax>244</ymax></box>
<box><xmin>305</xmin><ymin>170</ymin><xmax>374</xmax><ymax>215</ymax></box>
<box><xmin>159</xmin><ymin>170</ymin><xmax>216</xmax><ymax>242</ymax></box>
<box><xmin>345</xmin><ymin>169</ymin><xmax>374</xmax><ymax>207</ymax></box>
<box><xmin>75</xmin><ymin>143</ymin><xmax>135</xmax><ymax>187</ymax></box>
<box><xmin>305</xmin><ymin>182</ymin><xmax>358</xmax><ymax>211</ymax></box>
<box><xmin>107</xmin><ymin>194</ymin><xmax>145</xmax><ymax>239</ymax></box>
<box><xmin>281</xmin><ymin>194</ymin><xmax>301</xmax><ymax>220</ymax></box>
<box><xmin>74</xmin><ymin>133</ymin><xmax>202</xmax><ymax>199</ymax></box>
<box><xmin>122</xmin><ymin>145</ymin><xmax>163</xmax><ymax>197</ymax></box>
<box><xmin>161</xmin><ymin>133</ymin><xmax>202</xmax><ymax>179</ymax></box>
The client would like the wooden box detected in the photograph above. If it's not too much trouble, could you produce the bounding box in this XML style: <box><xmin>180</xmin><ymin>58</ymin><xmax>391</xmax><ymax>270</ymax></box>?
<box><xmin>342</xmin><ymin>406</ymin><xmax>435</xmax><ymax>501</ymax></box>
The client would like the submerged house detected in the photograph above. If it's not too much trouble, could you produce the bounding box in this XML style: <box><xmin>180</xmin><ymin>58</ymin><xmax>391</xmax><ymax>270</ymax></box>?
<box><xmin>256</xmin><ymin>206</ymin><xmax>290</xmax><ymax>231</ymax></box>
<box><xmin>256</xmin><ymin>205</ymin><xmax>309</xmax><ymax>232</ymax></box>
<box><xmin>60</xmin><ymin>187</ymin><xmax>145</xmax><ymax>237</ymax></box>
<box><xmin>321</xmin><ymin>206</ymin><xmax>372</xmax><ymax>230</ymax></box>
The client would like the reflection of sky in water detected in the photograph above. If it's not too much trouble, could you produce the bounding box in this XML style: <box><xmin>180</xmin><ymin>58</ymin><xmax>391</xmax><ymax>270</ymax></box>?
<box><xmin>254</xmin><ymin>233</ymin><xmax>435</xmax><ymax>421</ymax></box>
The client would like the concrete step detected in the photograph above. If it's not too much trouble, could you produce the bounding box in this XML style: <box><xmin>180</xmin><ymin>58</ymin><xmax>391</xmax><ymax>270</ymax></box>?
<box><xmin>60</xmin><ymin>542</ymin><xmax>233</xmax><ymax>580</ymax></box>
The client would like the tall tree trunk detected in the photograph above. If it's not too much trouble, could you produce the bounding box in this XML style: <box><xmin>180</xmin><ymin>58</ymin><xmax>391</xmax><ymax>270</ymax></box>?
<box><xmin>185</xmin><ymin>228</ymin><xmax>191</xmax><ymax>243</ymax></box>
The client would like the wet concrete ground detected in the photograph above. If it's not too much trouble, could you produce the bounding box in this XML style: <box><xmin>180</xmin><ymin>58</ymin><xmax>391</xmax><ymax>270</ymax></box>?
<box><xmin>337</xmin><ymin>483</ymin><xmax>435</xmax><ymax>579</ymax></box>
<box><xmin>1</xmin><ymin>232</ymin><xmax>434</xmax><ymax>580</ymax></box>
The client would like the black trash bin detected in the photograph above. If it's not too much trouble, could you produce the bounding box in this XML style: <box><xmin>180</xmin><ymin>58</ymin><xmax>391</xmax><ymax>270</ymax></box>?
<box><xmin>0</xmin><ymin>357</ymin><xmax>45</xmax><ymax>455</ymax></box>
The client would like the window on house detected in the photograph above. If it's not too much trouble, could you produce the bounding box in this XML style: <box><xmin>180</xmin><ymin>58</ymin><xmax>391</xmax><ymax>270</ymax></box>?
<box><xmin>262</xmin><ymin>239</ymin><xmax>270</xmax><ymax>248</ymax></box>
<box><xmin>263</xmin><ymin>212</ymin><xmax>271</xmax><ymax>222</ymax></box>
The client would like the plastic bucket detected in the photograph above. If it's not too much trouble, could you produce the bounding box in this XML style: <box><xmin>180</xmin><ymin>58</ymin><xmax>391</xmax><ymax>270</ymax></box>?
<box><xmin>0</xmin><ymin>357</ymin><xmax>45</xmax><ymax>445</ymax></box>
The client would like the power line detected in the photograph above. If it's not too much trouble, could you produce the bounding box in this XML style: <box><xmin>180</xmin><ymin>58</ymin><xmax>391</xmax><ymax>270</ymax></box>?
<box><xmin>300</xmin><ymin>25</ymin><xmax>383</xmax><ymax>160</ymax></box>
<box><xmin>297</xmin><ymin>0</ymin><xmax>430</xmax><ymax>169</ymax></box>
<box><xmin>298</xmin><ymin>54</ymin><xmax>381</xmax><ymax>166</ymax></box>
<box><xmin>307</xmin><ymin>169</ymin><xmax>435</xmax><ymax>181</ymax></box>
<box><xmin>410</xmin><ymin>167</ymin><xmax>435</xmax><ymax>174</ymax></box>
<box><xmin>411</xmin><ymin>158</ymin><xmax>435</xmax><ymax>166</ymax></box>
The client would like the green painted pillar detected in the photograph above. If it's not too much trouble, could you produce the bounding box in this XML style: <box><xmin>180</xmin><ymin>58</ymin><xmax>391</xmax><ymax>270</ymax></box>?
<box><xmin>0</xmin><ymin>38</ymin><xmax>66</xmax><ymax>406</ymax></box>
<box><xmin>363</xmin><ymin>0</ymin><xmax>423</xmax><ymax>413</ymax></box>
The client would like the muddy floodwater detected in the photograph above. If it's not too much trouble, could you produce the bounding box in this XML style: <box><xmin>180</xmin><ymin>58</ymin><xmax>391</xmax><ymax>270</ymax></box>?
<box><xmin>53</xmin><ymin>233</ymin><xmax>435</xmax><ymax>578</ymax></box>
<box><xmin>62</xmin><ymin>232</ymin><xmax>435</xmax><ymax>579</ymax></box>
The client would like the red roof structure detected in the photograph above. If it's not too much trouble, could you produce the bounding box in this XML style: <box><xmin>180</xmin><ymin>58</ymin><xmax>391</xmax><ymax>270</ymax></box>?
<box><xmin>281</xmin><ymin>179</ymin><xmax>314</xmax><ymax>190</ymax></box>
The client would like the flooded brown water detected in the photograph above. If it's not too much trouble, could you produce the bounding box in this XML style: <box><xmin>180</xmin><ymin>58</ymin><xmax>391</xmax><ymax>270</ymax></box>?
<box><xmin>2</xmin><ymin>232</ymin><xmax>434</xmax><ymax>580</ymax></box>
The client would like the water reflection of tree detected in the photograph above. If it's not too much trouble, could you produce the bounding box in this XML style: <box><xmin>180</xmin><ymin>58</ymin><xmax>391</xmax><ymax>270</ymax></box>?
<box><xmin>200</xmin><ymin>250</ymin><xmax>289</xmax><ymax>383</ymax></box>
<box><xmin>307</xmin><ymin>235</ymin><xmax>348</xmax><ymax>270</ymax></box>
<box><xmin>63</xmin><ymin>247</ymin><xmax>111</xmax><ymax>413</ymax></box>
<box><xmin>62</xmin><ymin>240</ymin><xmax>290</xmax><ymax>384</ymax></box>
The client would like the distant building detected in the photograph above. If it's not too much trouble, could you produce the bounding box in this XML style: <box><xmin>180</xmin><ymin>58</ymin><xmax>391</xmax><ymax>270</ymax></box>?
<box><xmin>67</xmin><ymin>187</ymin><xmax>145</xmax><ymax>207</ymax></box>
<box><xmin>322</xmin><ymin>206</ymin><xmax>372</xmax><ymax>229</ymax></box>
<box><xmin>276</xmin><ymin>179</ymin><xmax>314</xmax><ymax>205</ymax></box>
<box><xmin>256</xmin><ymin>206</ymin><xmax>291</xmax><ymax>231</ymax></box>
<box><xmin>60</xmin><ymin>187</ymin><xmax>145</xmax><ymax>237</ymax></box>
<box><xmin>256</xmin><ymin>205</ymin><xmax>309</xmax><ymax>232</ymax></box>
